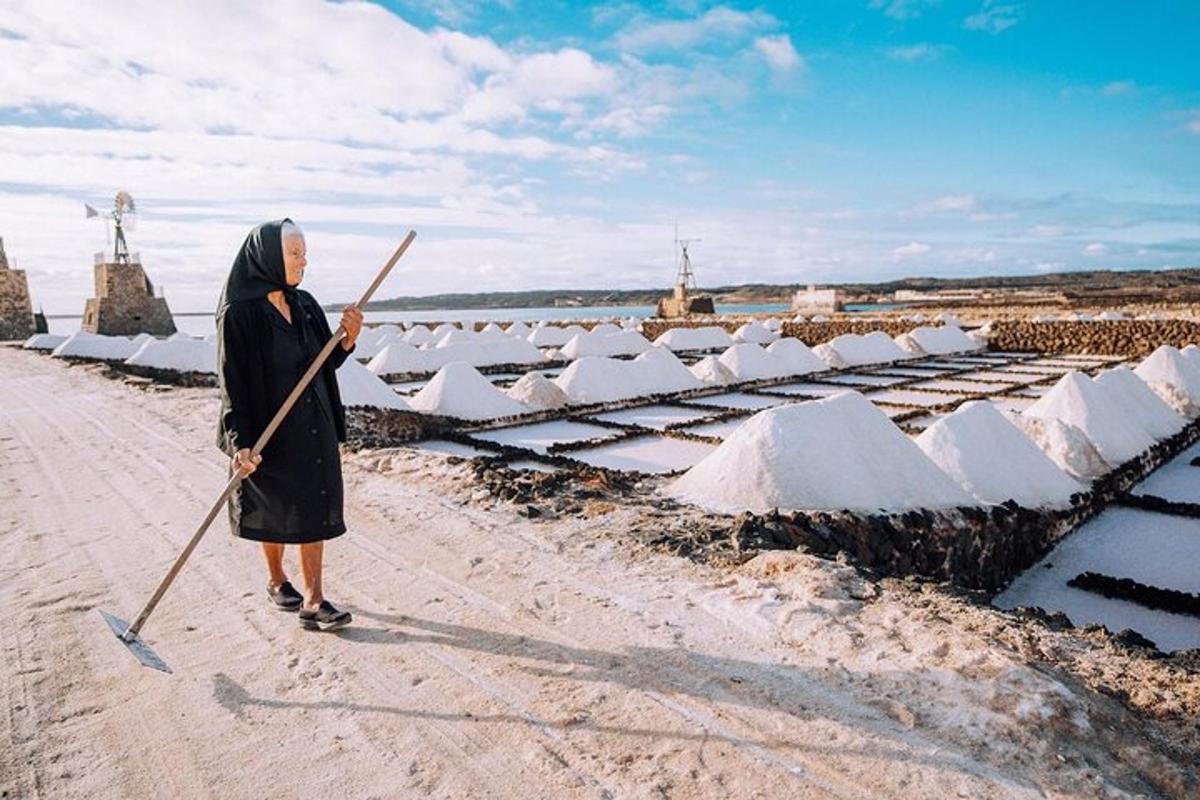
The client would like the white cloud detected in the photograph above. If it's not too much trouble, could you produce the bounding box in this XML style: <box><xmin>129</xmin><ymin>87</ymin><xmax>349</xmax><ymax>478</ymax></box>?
<box><xmin>754</xmin><ymin>34</ymin><xmax>803</xmax><ymax>72</ymax></box>
<box><xmin>886</xmin><ymin>43</ymin><xmax>948</xmax><ymax>62</ymax></box>
<box><xmin>615</xmin><ymin>6</ymin><xmax>776</xmax><ymax>53</ymax></box>
<box><xmin>869</xmin><ymin>0</ymin><xmax>940</xmax><ymax>22</ymax></box>
<box><xmin>892</xmin><ymin>241</ymin><xmax>932</xmax><ymax>258</ymax></box>
<box><xmin>1100</xmin><ymin>80</ymin><xmax>1137</xmax><ymax>97</ymax></box>
<box><xmin>911</xmin><ymin>194</ymin><xmax>977</xmax><ymax>214</ymax></box>
<box><xmin>1028</xmin><ymin>225</ymin><xmax>1068</xmax><ymax>238</ymax></box>
<box><xmin>964</xmin><ymin>1</ymin><xmax>1022</xmax><ymax>33</ymax></box>
<box><xmin>1083</xmin><ymin>242</ymin><xmax>1107</xmax><ymax>255</ymax></box>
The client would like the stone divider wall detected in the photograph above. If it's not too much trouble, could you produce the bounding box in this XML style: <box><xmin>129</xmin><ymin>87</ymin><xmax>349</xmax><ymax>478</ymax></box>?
<box><xmin>986</xmin><ymin>320</ymin><xmax>1200</xmax><ymax>357</ymax></box>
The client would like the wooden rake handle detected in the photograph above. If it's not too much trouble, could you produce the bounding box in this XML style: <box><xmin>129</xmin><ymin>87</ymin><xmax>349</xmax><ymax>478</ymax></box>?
<box><xmin>122</xmin><ymin>230</ymin><xmax>417</xmax><ymax>640</ymax></box>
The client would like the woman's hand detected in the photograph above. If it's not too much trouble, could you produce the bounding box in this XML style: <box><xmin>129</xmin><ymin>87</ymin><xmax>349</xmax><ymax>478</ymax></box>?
<box><xmin>340</xmin><ymin>305</ymin><xmax>363</xmax><ymax>350</ymax></box>
<box><xmin>233</xmin><ymin>448</ymin><xmax>261</xmax><ymax>476</ymax></box>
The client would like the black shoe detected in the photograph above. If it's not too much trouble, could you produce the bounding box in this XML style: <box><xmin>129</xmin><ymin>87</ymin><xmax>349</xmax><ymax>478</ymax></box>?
<box><xmin>299</xmin><ymin>600</ymin><xmax>352</xmax><ymax>631</ymax></box>
<box><xmin>267</xmin><ymin>581</ymin><xmax>304</xmax><ymax>611</ymax></box>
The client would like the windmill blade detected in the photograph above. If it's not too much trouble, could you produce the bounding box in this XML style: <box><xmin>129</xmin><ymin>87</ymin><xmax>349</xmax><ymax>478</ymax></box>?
<box><xmin>85</xmin><ymin>203</ymin><xmax>99</xmax><ymax>218</ymax></box>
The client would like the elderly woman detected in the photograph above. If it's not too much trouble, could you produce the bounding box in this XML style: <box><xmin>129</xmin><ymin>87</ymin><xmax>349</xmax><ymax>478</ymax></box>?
<box><xmin>216</xmin><ymin>219</ymin><xmax>363</xmax><ymax>631</ymax></box>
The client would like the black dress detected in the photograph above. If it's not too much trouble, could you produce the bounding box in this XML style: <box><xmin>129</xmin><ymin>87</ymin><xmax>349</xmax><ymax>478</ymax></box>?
<box><xmin>217</xmin><ymin>291</ymin><xmax>354</xmax><ymax>544</ymax></box>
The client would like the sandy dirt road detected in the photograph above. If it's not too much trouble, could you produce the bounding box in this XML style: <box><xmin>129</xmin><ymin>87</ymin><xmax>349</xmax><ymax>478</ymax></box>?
<box><xmin>1</xmin><ymin>347</ymin><xmax>1194</xmax><ymax>799</ymax></box>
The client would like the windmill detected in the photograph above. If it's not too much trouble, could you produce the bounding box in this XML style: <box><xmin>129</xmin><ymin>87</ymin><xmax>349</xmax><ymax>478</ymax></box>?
<box><xmin>656</xmin><ymin>223</ymin><xmax>715</xmax><ymax>317</ymax></box>
<box><xmin>86</xmin><ymin>190</ymin><xmax>137</xmax><ymax>265</ymax></box>
<box><xmin>674</xmin><ymin>223</ymin><xmax>701</xmax><ymax>292</ymax></box>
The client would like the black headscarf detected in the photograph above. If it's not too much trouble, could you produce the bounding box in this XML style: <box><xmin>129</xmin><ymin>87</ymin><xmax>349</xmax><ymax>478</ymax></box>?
<box><xmin>217</xmin><ymin>218</ymin><xmax>298</xmax><ymax>313</ymax></box>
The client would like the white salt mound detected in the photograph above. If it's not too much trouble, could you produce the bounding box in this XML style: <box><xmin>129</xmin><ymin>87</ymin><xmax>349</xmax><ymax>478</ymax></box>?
<box><xmin>717</xmin><ymin>343</ymin><xmax>792</xmax><ymax>381</ymax></box>
<box><xmin>1181</xmin><ymin>344</ymin><xmax>1200</xmax><ymax>371</ymax></box>
<box><xmin>1097</xmin><ymin>311</ymin><xmax>1125</xmax><ymax>321</ymax></box>
<box><xmin>654</xmin><ymin>326</ymin><xmax>734</xmax><ymax>351</ymax></box>
<box><xmin>590</xmin><ymin>322</ymin><xmax>621</xmax><ymax>336</ymax></box>
<box><xmin>432</xmin><ymin>323</ymin><xmax>458</xmax><ymax>339</ymax></box>
<box><xmin>553</xmin><ymin>356</ymin><xmax>642</xmax><ymax>405</ymax></box>
<box><xmin>934</xmin><ymin>313</ymin><xmax>963</xmax><ymax>327</ymax></box>
<box><xmin>402</xmin><ymin>325</ymin><xmax>434</xmax><ymax>346</ymax></box>
<box><xmin>1134</xmin><ymin>345</ymin><xmax>1200</xmax><ymax>418</ymax></box>
<box><xmin>336</xmin><ymin>359</ymin><xmax>411</xmax><ymax>410</ymax></box>
<box><xmin>824</xmin><ymin>332</ymin><xmax>909</xmax><ymax>367</ymax></box>
<box><xmin>689</xmin><ymin>355</ymin><xmax>736</xmax><ymax>386</ymax></box>
<box><xmin>436</xmin><ymin>328</ymin><xmax>476</xmax><ymax>347</ymax></box>
<box><xmin>528</xmin><ymin>325</ymin><xmax>578</xmax><ymax>347</ymax></box>
<box><xmin>764</xmin><ymin>318</ymin><xmax>782</xmax><ymax>331</ymax></box>
<box><xmin>1093</xmin><ymin>366</ymin><xmax>1186</xmax><ymax>440</ymax></box>
<box><xmin>351</xmin><ymin>329</ymin><xmax>395</xmax><ymax>359</ymax></box>
<box><xmin>669</xmin><ymin>392</ymin><xmax>974</xmax><ymax>514</ymax></box>
<box><xmin>505</xmin><ymin>372</ymin><xmax>568</xmax><ymax>410</ymax></box>
<box><xmin>899</xmin><ymin>325</ymin><xmax>981</xmax><ymax>356</ymax></box>
<box><xmin>765</xmin><ymin>338</ymin><xmax>826</xmax><ymax>376</ymax></box>
<box><xmin>916</xmin><ymin>401</ymin><xmax>1082</xmax><ymax>508</ymax></box>
<box><xmin>505</xmin><ymin>321</ymin><xmax>532</xmax><ymax>338</ymax></box>
<box><xmin>733</xmin><ymin>321</ymin><xmax>777</xmax><ymax>344</ymax></box>
<box><xmin>51</xmin><ymin>332</ymin><xmax>140</xmax><ymax>360</ymax></box>
<box><xmin>813</xmin><ymin>342</ymin><xmax>848</xmax><ymax>369</ymax></box>
<box><xmin>368</xmin><ymin>342</ymin><xmax>434</xmax><ymax>376</ymax></box>
<box><xmin>560</xmin><ymin>330</ymin><xmax>651</xmax><ymax>359</ymax></box>
<box><xmin>631</xmin><ymin>347</ymin><xmax>703</xmax><ymax>394</ymax></box>
<box><xmin>125</xmin><ymin>339</ymin><xmax>218</xmax><ymax>374</ymax></box>
<box><xmin>409</xmin><ymin>362</ymin><xmax>529</xmax><ymax>420</ymax></box>
<box><xmin>1010</xmin><ymin>415</ymin><xmax>1110</xmax><ymax>481</ymax></box>
<box><xmin>22</xmin><ymin>333</ymin><xmax>67</xmax><ymax>350</ymax></box>
<box><xmin>1022</xmin><ymin>372</ymin><xmax>1155</xmax><ymax>465</ymax></box>
<box><xmin>428</xmin><ymin>338</ymin><xmax>546</xmax><ymax>369</ymax></box>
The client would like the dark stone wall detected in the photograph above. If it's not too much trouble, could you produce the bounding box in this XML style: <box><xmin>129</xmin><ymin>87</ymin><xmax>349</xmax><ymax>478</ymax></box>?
<box><xmin>0</xmin><ymin>267</ymin><xmax>36</xmax><ymax>340</ymax></box>
<box><xmin>986</xmin><ymin>320</ymin><xmax>1200</xmax><ymax>357</ymax></box>
<box><xmin>81</xmin><ymin>262</ymin><xmax>177</xmax><ymax>336</ymax></box>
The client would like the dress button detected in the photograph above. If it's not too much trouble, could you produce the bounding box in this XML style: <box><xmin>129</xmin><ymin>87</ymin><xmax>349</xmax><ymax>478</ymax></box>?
<box><xmin>310</xmin><ymin>428</ymin><xmax>317</xmax><ymax>435</ymax></box>
<box><xmin>316</xmin><ymin>457</ymin><xmax>323</xmax><ymax>465</ymax></box>
<box><xmin>306</xmin><ymin>396</ymin><xmax>312</xmax><ymax>404</ymax></box>
<box><xmin>319</xmin><ymin>489</ymin><xmax>327</xmax><ymax>496</ymax></box>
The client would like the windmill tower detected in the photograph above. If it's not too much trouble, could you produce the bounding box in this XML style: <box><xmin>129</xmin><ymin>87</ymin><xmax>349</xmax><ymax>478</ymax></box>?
<box><xmin>656</xmin><ymin>225</ymin><xmax>715</xmax><ymax>318</ymax></box>
<box><xmin>80</xmin><ymin>190</ymin><xmax>176</xmax><ymax>336</ymax></box>
<box><xmin>0</xmin><ymin>237</ymin><xmax>37</xmax><ymax>340</ymax></box>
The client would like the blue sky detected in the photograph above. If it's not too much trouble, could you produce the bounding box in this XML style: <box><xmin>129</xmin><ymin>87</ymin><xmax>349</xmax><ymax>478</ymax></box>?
<box><xmin>0</xmin><ymin>0</ymin><xmax>1197</xmax><ymax>312</ymax></box>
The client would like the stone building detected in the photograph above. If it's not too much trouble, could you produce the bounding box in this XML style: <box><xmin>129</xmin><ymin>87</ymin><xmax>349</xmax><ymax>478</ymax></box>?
<box><xmin>81</xmin><ymin>253</ymin><xmax>176</xmax><ymax>336</ymax></box>
<box><xmin>0</xmin><ymin>237</ymin><xmax>37</xmax><ymax>340</ymax></box>
<box><xmin>792</xmin><ymin>284</ymin><xmax>843</xmax><ymax>313</ymax></box>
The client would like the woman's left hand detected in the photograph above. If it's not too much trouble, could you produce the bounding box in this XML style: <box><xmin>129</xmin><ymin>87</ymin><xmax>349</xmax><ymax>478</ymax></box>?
<box><xmin>340</xmin><ymin>305</ymin><xmax>363</xmax><ymax>349</ymax></box>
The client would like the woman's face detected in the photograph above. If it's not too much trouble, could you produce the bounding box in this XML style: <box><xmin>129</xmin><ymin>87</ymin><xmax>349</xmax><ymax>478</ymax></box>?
<box><xmin>282</xmin><ymin>233</ymin><xmax>307</xmax><ymax>286</ymax></box>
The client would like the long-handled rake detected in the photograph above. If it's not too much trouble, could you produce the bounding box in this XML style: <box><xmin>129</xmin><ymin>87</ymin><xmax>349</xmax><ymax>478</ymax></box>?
<box><xmin>101</xmin><ymin>230</ymin><xmax>417</xmax><ymax>673</ymax></box>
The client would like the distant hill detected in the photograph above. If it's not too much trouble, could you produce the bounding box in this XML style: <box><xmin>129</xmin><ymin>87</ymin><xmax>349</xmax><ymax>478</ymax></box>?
<box><xmin>325</xmin><ymin>267</ymin><xmax>1200</xmax><ymax>311</ymax></box>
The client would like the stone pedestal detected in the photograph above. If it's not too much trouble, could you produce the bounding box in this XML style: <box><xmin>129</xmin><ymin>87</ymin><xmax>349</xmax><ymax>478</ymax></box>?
<box><xmin>0</xmin><ymin>238</ymin><xmax>36</xmax><ymax>340</ymax></box>
<box><xmin>81</xmin><ymin>258</ymin><xmax>176</xmax><ymax>336</ymax></box>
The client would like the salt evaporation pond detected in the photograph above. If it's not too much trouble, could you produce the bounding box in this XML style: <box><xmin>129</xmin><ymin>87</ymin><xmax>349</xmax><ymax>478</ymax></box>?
<box><xmin>568</xmin><ymin>436</ymin><xmax>716</xmax><ymax>474</ymax></box>
<box><xmin>684</xmin><ymin>392</ymin><xmax>792</xmax><ymax>410</ymax></box>
<box><xmin>763</xmin><ymin>382</ymin><xmax>853</xmax><ymax>398</ymax></box>
<box><xmin>819</xmin><ymin>373</ymin><xmax>909</xmax><ymax>387</ymax></box>
<box><xmin>681</xmin><ymin>417</ymin><xmax>747</xmax><ymax>439</ymax></box>
<box><xmin>412</xmin><ymin>440</ymin><xmax>496</xmax><ymax>458</ymax></box>
<box><xmin>911</xmin><ymin>378</ymin><xmax>1012</xmax><ymax>393</ymax></box>
<box><xmin>995</xmin><ymin>507</ymin><xmax>1200</xmax><ymax>652</ymax></box>
<box><xmin>864</xmin><ymin>389</ymin><xmax>964</xmax><ymax>407</ymax></box>
<box><xmin>1129</xmin><ymin>440</ymin><xmax>1200</xmax><ymax>503</ymax></box>
<box><xmin>471</xmin><ymin>419</ymin><xmax>616</xmax><ymax>454</ymax></box>
<box><xmin>589</xmin><ymin>404</ymin><xmax>715</xmax><ymax>430</ymax></box>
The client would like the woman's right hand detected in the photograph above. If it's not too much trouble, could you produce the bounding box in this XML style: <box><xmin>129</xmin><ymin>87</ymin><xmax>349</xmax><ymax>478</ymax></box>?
<box><xmin>233</xmin><ymin>448</ymin><xmax>262</xmax><ymax>476</ymax></box>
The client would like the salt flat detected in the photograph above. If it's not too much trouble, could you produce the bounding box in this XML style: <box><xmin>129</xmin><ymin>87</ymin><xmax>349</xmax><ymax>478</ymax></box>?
<box><xmin>1</xmin><ymin>347</ymin><xmax>1195</xmax><ymax>799</ymax></box>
